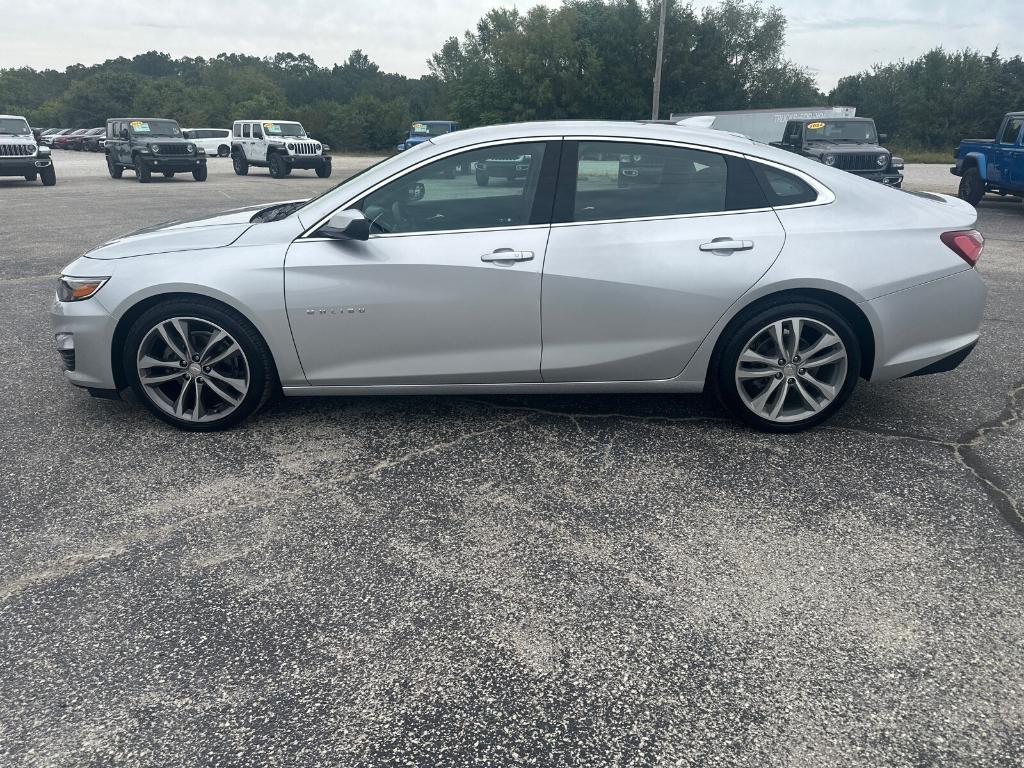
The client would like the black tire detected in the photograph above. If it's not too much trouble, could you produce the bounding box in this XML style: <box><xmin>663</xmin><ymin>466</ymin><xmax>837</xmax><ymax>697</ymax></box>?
<box><xmin>217</xmin><ymin>144</ymin><xmax>230</xmax><ymax>157</ymax></box>
<box><xmin>135</xmin><ymin>159</ymin><xmax>151</xmax><ymax>183</ymax></box>
<box><xmin>712</xmin><ymin>299</ymin><xmax>861</xmax><ymax>433</ymax></box>
<box><xmin>162</xmin><ymin>171</ymin><xmax>175</xmax><ymax>178</ymax></box>
<box><xmin>24</xmin><ymin>173</ymin><xmax>37</xmax><ymax>181</ymax></box>
<box><xmin>315</xmin><ymin>162</ymin><xmax>332</xmax><ymax>179</ymax></box>
<box><xmin>232</xmin><ymin>151</ymin><xmax>249</xmax><ymax>176</ymax></box>
<box><xmin>958</xmin><ymin>167</ymin><xmax>984</xmax><ymax>206</ymax></box>
<box><xmin>193</xmin><ymin>164</ymin><xmax>208</xmax><ymax>182</ymax></box>
<box><xmin>107</xmin><ymin>154</ymin><xmax>123</xmax><ymax>179</ymax></box>
<box><xmin>39</xmin><ymin>166</ymin><xmax>56</xmax><ymax>186</ymax></box>
<box><xmin>123</xmin><ymin>298</ymin><xmax>276</xmax><ymax>432</ymax></box>
<box><xmin>269</xmin><ymin>153</ymin><xmax>286</xmax><ymax>179</ymax></box>
<box><xmin>475</xmin><ymin>171</ymin><xmax>489</xmax><ymax>187</ymax></box>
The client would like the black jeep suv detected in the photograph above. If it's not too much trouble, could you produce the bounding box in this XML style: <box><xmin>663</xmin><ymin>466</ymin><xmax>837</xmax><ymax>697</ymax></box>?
<box><xmin>105</xmin><ymin>118</ymin><xmax>207</xmax><ymax>183</ymax></box>
<box><xmin>771</xmin><ymin>118</ymin><xmax>903</xmax><ymax>187</ymax></box>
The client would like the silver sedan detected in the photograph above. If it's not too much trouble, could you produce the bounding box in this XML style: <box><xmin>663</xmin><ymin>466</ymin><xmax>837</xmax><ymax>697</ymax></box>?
<box><xmin>50</xmin><ymin>121</ymin><xmax>987</xmax><ymax>432</ymax></box>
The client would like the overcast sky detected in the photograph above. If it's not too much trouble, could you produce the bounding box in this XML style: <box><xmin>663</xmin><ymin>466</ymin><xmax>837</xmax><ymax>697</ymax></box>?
<box><xmin>1</xmin><ymin>0</ymin><xmax>1020</xmax><ymax>92</ymax></box>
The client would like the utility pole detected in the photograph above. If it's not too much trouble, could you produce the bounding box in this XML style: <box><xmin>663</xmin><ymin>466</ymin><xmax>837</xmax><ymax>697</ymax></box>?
<box><xmin>651</xmin><ymin>0</ymin><xmax>668</xmax><ymax>120</ymax></box>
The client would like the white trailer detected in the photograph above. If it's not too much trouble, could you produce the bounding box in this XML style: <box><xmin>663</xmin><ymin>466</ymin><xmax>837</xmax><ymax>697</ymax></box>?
<box><xmin>669</xmin><ymin>106</ymin><xmax>857</xmax><ymax>144</ymax></box>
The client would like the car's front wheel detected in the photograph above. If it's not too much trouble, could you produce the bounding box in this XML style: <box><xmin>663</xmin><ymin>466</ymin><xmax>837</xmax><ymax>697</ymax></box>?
<box><xmin>193</xmin><ymin>164</ymin><xmax>208</xmax><ymax>182</ymax></box>
<box><xmin>124</xmin><ymin>300</ymin><xmax>276</xmax><ymax>431</ymax></box>
<box><xmin>39</xmin><ymin>165</ymin><xmax>56</xmax><ymax>186</ymax></box>
<box><xmin>107</xmin><ymin>154</ymin><xmax>123</xmax><ymax>179</ymax></box>
<box><xmin>714</xmin><ymin>301</ymin><xmax>861</xmax><ymax>432</ymax></box>
<box><xmin>269</xmin><ymin>153</ymin><xmax>286</xmax><ymax>179</ymax></box>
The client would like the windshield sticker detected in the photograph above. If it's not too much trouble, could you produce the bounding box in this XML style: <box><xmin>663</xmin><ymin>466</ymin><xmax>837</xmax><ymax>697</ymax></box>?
<box><xmin>264</xmin><ymin>123</ymin><xmax>282</xmax><ymax>134</ymax></box>
<box><xmin>807</xmin><ymin>122</ymin><xmax>826</xmax><ymax>130</ymax></box>
<box><xmin>412</xmin><ymin>123</ymin><xmax>429</xmax><ymax>134</ymax></box>
<box><xmin>130</xmin><ymin>121</ymin><xmax>150</xmax><ymax>132</ymax></box>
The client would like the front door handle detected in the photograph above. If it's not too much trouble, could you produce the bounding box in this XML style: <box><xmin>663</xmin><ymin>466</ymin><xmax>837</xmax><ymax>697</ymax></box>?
<box><xmin>481</xmin><ymin>249</ymin><xmax>534</xmax><ymax>262</ymax></box>
<box><xmin>699</xmin><ymin>239</ymin><xmax>754</xmax><ymax>252</ymax></box>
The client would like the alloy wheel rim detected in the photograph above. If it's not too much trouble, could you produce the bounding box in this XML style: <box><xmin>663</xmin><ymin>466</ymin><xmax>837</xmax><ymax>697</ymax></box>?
<box><xmin>137</xmin><ymin>317</ymin><xmax>250</xmax><ymax>422</ymax></box>
<box><xmin>735</xmin><ymin>316</ymin><xmax>848</xmax><ymax>423</ymax></box>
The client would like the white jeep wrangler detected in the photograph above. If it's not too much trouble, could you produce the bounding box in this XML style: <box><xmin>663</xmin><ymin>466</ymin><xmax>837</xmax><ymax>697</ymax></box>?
<box><xmin>0</xmin><ymin>114</ymin><xmax>56</xmax><ymax>186</ymax></box>
<box><xmin>230</xmin><ymin>120</ymin><xmax>332</xmax><ymax>179</ymax></box>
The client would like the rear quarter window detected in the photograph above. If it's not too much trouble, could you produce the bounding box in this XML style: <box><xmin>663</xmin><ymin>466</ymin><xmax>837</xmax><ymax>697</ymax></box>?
<box><xmin>750</xmin><ymin>162</ymin><xmax>819</xmax><ymax>207</ymax></box>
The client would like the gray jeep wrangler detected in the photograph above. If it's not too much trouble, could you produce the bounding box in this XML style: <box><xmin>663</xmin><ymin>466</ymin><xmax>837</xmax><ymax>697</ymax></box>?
<box><xmin>0</xmin><ymin>115</ymin><xmax>56</xmax><ymax>186</ymax></box>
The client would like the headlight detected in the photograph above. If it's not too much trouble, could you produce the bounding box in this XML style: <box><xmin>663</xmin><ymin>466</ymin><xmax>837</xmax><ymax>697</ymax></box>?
<box><xmin>185</xmin><ymin>143</ymin><xmax>195</xmax><ymax>153</ymax></box>
<box><xmin>286</xmin><ymin>142</ymin><xmax>295</xmax><ymax>151</ymax></box>
<box><xmin>27</xmin><ymin>144</ymin><xmax>36</xmax><ymax>153</ymax></box>
<box><xmin>821</xmin><ymin>153</ymin><xmax>837</xmax><ymax>167</ymax></box>
<box><xmin>57</xmin><ymin>276</ymin><xmax>109</xmax><ymax>302</ymax></box>
<box><xmin>315</xmin><ymin>143</ymin><xmax>322</xmax><ymax>153</ymax></box>
<box><xmin>876</xmin><ymin>154</ymin><xmax>888</xmax><ymax>168</ymax></box>
<box><xmin>150</xmin><ymin>143</ymin><xmax>160</xmax><ymax>153</ymax></box>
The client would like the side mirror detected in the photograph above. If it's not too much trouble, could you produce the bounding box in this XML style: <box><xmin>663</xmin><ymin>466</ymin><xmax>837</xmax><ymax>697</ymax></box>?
<box><xmin>879</xmin><ymin>133</ymin><xmax>888</xmax><ymax>142</ymax></box>
<box><xmin>319</xmin><ymin>209</ymin><xmax>370</xmax><ymax>241</ymax></box>
<box><xmin>396</xmin><ymin>143</ymin><xmax>406</xmax><ymax>152</ymax></box>
<box><xmin>120</xmin><ymin>129</ymin><xmax>129</xmax><ymax>140</ymax></box>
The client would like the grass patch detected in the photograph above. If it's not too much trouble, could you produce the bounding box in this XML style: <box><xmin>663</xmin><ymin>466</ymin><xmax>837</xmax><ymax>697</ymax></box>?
<box><xmin>888</xmin><ymin>145</ymin><xmax>955</xmax><ymax>164</ymax></box>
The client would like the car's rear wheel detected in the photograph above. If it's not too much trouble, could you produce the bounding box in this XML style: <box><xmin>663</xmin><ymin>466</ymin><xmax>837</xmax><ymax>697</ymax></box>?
<box><xmin>24</xmin><ymin>173</ymin><xmax>37</xmax><ymax>181</ymax></box>
<box><xmin>232</xmin><ymin>151</ymin><xmax>249</xmax><ymax>176</ymax></box>
<box><xmin>714</xmin><ymin>301</ymin><xmax>861</xmax><ymax>433</ymax></box>
<box><xmin>475</xmin><ymin>171</ymin><xmax>489</xmax><ymax>186</ymax></box>
<box><xmin>162</xmin><ymin>171</ymin><xmax>175</xmax><ymax>178</ymax></box>
<box><xmin>217</xmin><ymin>144</ymin><xmax>230</xmax><ymax>157</ymax></box>
<box><xmin>958</xmin><ymin>167</ymin><xmax>984</xmax><ymax>206</ymax></box>
<box><xmin>124</xmin><ymin>300</ymin><xmax>275</xmax><ymax>431</ymax></box>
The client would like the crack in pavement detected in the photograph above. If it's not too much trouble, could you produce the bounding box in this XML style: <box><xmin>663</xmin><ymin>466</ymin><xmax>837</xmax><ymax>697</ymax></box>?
<box><xmin>464</xmin><ymin>390</ymin><xmax>1024</xmax><ymax>534</ymax></box>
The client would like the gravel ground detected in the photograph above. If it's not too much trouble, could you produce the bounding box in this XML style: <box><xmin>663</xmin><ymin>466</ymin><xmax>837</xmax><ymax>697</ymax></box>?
<box><xmin>1</xmin><ymin>154</ymin><xmax>1022</xmax><ymax>767</ymax></box>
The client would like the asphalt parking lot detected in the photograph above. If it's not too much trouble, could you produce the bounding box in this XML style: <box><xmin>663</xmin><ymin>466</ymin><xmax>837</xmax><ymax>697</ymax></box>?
<box><xmin>1</xmin><ymin>152</ymin><xmax>1023</xmax><ymax>766</ymax></box>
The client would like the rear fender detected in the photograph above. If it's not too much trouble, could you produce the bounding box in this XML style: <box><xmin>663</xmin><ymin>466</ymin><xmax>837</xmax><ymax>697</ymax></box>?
<box><xmin>962</xmin><ymin>151</ymin><xmax>988</xmax><ymax>181</ymax></box>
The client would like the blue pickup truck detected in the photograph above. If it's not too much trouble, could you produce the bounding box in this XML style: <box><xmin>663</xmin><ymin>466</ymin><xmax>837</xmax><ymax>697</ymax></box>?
<box><xmin>952</xmin><ymin>111</ymin><xmax>1024</xmax><ymax>205</ymax></box>
<box><xmin>396</xmin><ymin>120</ymin><xmax>460</xmax><ymax>152</ymax></box>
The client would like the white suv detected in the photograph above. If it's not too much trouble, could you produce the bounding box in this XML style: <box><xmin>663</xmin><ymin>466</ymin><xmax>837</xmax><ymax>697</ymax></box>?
<box><xmin>0</xmin><ymin>114</ymin><xmax>56</xmax><ymax>185</ymax></box>
<box><xmin>182</xmin><ymin>128</ymin><xmax>232</xmax><ymax>158</ymax></box>
<box><xmin>230</xmin><ymin>120</ymin><xmax>331</xmax><ymax>178</ymax></box>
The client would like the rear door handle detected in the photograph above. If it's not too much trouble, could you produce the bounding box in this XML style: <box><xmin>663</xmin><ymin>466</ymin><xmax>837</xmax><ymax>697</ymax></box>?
<box><xmin>699</xmin><ymin>239</ymin><xmax>754</xmax><ymax>252</ymax></box>
<box><xmin>481</xmin><ymin>249</ymin><xmax>534</xmax><ymax>262</ymax></box>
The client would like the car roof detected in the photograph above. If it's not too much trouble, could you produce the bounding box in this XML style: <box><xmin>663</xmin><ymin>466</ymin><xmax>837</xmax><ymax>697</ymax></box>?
<box><xmin>428</xmin><ymin>120</ymin><xmax>758</xmax><ymax>153</ymax></box>
<box><xmin>0</xmin><ymin>114</ymin><xmax>28</xmax><ymax>120</ymax></box>
<box><xmin>234</xmin><ymin>119</ymin><xmax>301</xmax><ymax>123</ymax></box>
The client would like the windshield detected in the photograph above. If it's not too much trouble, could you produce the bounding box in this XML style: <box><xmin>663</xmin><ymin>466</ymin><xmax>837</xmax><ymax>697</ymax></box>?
<box><xmin>262</xmin><ymin>122</ymin><xmax>306</xmax><ymax>137</ymax></box>
<box><xmin>410</xmin><ymin>122</ymin><xmax>453</xmax><ymax>137</ymax></box>
<box><xmin>805</xmin><ymin>120</ymin><xmax>877</xmax><ymax>143</ymax></box>
<box><xmin>0</xmin><ymin>117</ymin><xmax>31</xmax><ymax>135</ymax></box>
<box><xmin>129</xmin><ymin>120</ymin><xmax>182</xmax><ymax>138</ymax></box>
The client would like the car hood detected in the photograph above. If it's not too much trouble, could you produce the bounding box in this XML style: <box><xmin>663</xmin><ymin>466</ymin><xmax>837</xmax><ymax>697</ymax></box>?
<box><xmin>82</xmin><ymin>205</ymin><xmax>271</xmax><ymax>260</ymax></box>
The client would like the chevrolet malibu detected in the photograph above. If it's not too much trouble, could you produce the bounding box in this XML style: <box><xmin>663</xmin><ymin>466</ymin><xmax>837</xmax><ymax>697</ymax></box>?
<box><xmin>50</xmin><ymin>121</ymin><xmax>987</xmax><ymax>432</ymax></box>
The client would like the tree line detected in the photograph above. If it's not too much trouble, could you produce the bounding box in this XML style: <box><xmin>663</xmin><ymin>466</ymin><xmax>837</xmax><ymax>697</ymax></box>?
<box><xmin>1</xmin><ymin>0</ymin><xmax>1022</xmax><ymax>152</ymax></box>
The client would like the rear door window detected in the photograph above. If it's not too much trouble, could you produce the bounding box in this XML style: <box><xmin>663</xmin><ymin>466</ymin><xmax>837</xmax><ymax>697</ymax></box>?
<box><xmin>564</xmin><ymin>141</ymin><xmax>765</xmax><ymax>223</ymax></box>
<box><xmin>1000</xmin><ymin>117</ymin><xmax>1024</xmax><ymax>145</ymax></box>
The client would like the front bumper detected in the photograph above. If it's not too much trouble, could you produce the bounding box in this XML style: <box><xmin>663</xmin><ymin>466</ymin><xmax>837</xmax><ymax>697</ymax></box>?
<box><xmin>284</xmin><ymin>154</ymin><xmax>330</xmax><ymax>170</ymax></box>
<box><xmin>50</xmin><ymin>294</ymin><xmax>118</xmax><ymax>391</ymax></box>
<box><xmin>864</xmin><ymin>268</ymin><xmax>986</xmax><ymax>382</ymax></box>
<box><xmin>852</xmin><ymin>169</ymin><xmax>903</xmax><ymax>187</ymax></box>
<box><xmin>0</xmin><ymin>156</ymin><xmax>51</xmax><ymax>176</ymax></box>
<box><xmin>137</xmin><ymin>155</ymin><xmax>206</xmax><ymax>171</ymax></box>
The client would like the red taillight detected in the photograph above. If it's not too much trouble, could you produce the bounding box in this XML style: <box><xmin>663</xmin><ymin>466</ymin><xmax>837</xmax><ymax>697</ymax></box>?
<box><xmin>941</xmin><ymin>229</ymin><xmax>984</xmax><ymax>267</ymax></box>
